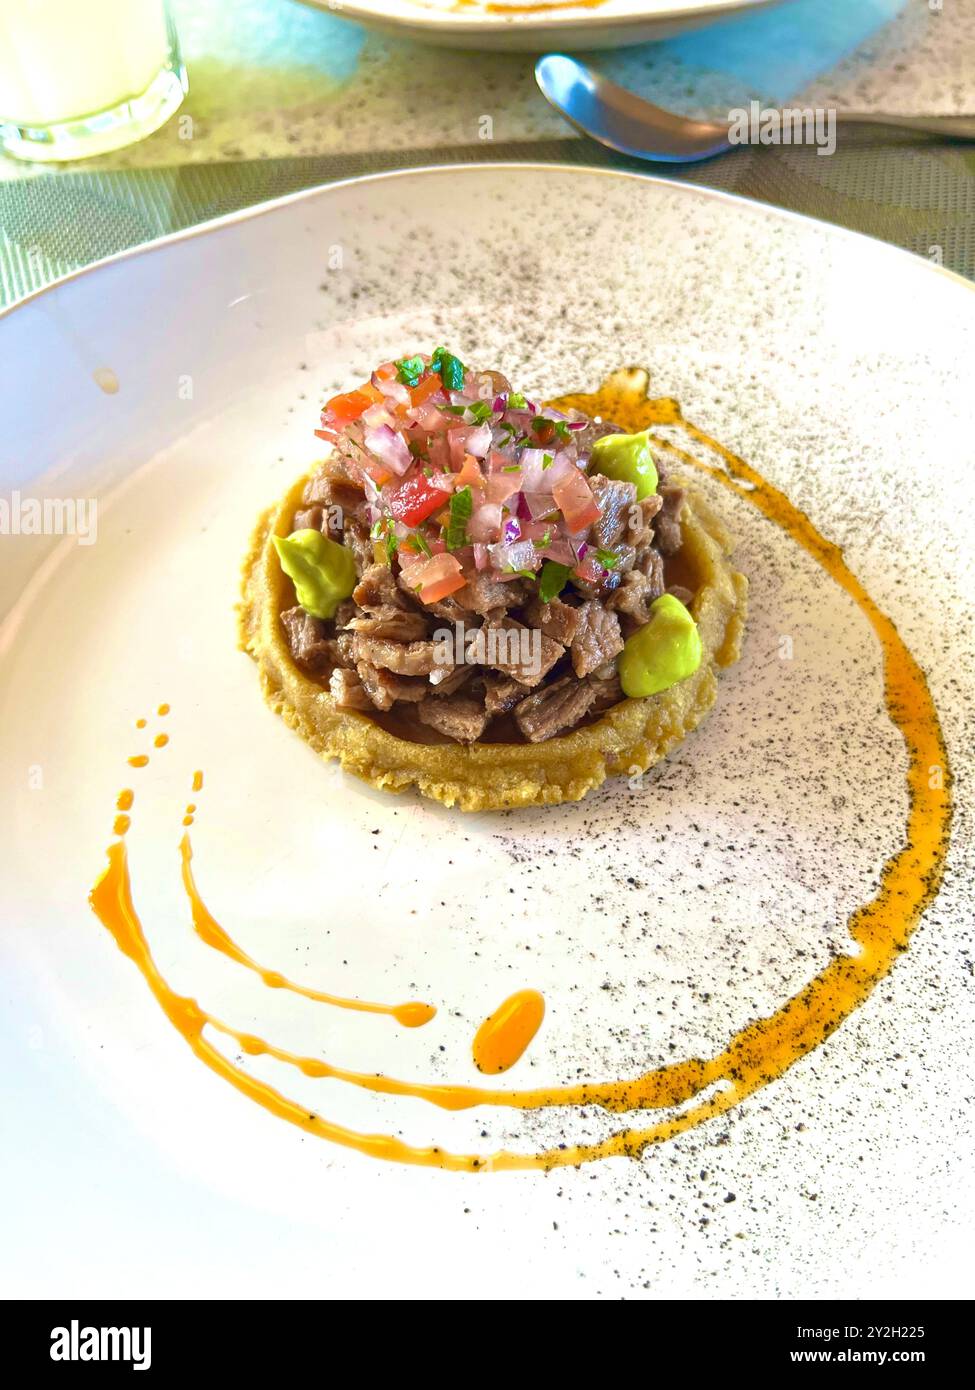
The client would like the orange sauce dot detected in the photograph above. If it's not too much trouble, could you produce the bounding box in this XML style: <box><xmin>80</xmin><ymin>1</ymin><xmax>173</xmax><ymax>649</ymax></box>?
<box><xmin>157</xmin><ymin>703</ymin><xmax>170</xmax><ymax>716</ymax></box>
<box><xmin>185</xmin><ymin>803</ymin><xmax>196</xmax><ymax>814</ymax></box>
<box><xmin>113</xmin><ymin>814</ymin><xmax>131</xmax><ymax>836</ymax></box>
<box><xmin>473</xmin><ymin>990</ymin><xmax>545</xmax><ymax>1074</ymax></box>
<box><xmin>127</xmin><ymin>755</ymin><xmax>149</xmax><ymax>768</ymax></box>
<box><xmin>192</xmin><ymin>770</ymin><xmax>203</xmax><ymax>792</ymax></box>
<box><xmin>135</xmin><ymin>719</ymin><xmax>146</xmax><ymax>729</ymax></box>
<box><xmin>116</xmin><ymin>789</ymin><xmax>134</xmax><ymax>812</ymax></box>
<box><xmin>182</xmin><ymin>816</ymin><xmax>194</xmax><ymax>827</ymax></box>
<box><xmin>154</xmin><ymin>733</ymin><xmax>168</xmax><ymax>748</ymax></box>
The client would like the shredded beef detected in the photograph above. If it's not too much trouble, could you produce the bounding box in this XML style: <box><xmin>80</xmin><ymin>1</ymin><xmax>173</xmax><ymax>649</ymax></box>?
<box><xmin>514</xmin><ymin>676</ymin><xmax>597</xmax><ymax>743</ymax></box>
<box><xmin>624</xmin><ymin>494</ymin><xmax>663</xmax><ymax>551</ymax></box>
<box><xmin>351</xmin><ymin>634</ymin><xmax>438</xmax><ymax>676</ymax></box>
<box><xmin>280</xmin><ymin>607</ymin><xmax>338</xmax><ymax>674</ymax></box>
<box><xmin>354</xmin><ymin>564</ymin><xmax>409</xmax><ymax>613</ymax></box>
<box><xmin>417</xmin><ymin>693</ymin><xmax>489</xmax><ymax>742</ymax></box>
<box><xmin>329</xmin><ymin>667</ymin><xmax>372</xmax><ymax>711</ymax></box>
<box><xmin>477</xmin><ymin>617</ymin><xmax>563</xmax><ymax>687</ymax></box>
<box><xmin>607</xmin><ymin>569</ymin><xmax>658</xmax><ymax>626</ymax></box>
<box><xmin>522</xmin><ymin>594</ymin><xmax>580</xmax><ymax>647</ymax></box>
<box><xmin>346</xmin><ymin>609</ymin><xmax>429</xmax><ymax>642</ymax></box>
<box><xmin>588</xmin><ymin>665</ymin><xmax>624</xmax><ymax>713</ymax></box>
<box><xmin>655</xmin><ymin>483</ymin><xmax>685</xmax><ymax>557</ymax></box>
<box><xmin>570</xmin><ymin>601</ymin><xmax>624</xmax><ymax>678</ymax></box>
<box><xmin>483</xmin><ymin>673</ymin><xmax>525</xmax><ymax>716</ymax></box>
<box><xmin>456</xmin><ymin>571</ymin><xmax>526</xmax><ymax>617</ymax></box>
<box><xmin>589</xmin><ymin>475</ymin><xmax>637</xmax><ymax>549</ymax></box>
<box><xmin>355</xmin><ymin>662</ymin><xmax>428</xmax><ymax>711</ymax></box>
<box><xmin>292</xmin><ymin>505</ymin><xmax>323</xmax><ymax>532</ymax></box>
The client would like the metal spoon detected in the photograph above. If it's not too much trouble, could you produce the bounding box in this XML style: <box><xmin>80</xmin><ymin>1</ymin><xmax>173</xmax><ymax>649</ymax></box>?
<box><xmin>535</xmin><ymin>53</ymin><xmax>975</xmax><ymax>164</ymax></box>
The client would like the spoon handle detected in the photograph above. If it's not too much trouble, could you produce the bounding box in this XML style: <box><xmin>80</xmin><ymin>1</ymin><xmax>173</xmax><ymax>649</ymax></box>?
<box><xmin>836</xmin><ymin>112</ymin><xmax>975</xmax><ymax>140</ymax></box>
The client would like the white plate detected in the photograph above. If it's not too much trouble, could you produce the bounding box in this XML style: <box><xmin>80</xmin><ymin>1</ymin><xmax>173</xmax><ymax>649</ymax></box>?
<box><xmin>304</xmin><ymin>0</ymin><xmax>789</xmax><ymax>51</ymax></box>
<box><xmin>1</xmin><ymin>166</ymin><xmax>973</xmax><ymax>1300</ymax></box>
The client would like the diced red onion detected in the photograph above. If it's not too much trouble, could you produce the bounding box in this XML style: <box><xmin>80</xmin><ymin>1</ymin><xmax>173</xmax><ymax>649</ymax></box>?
<box><xmin>502</xmin><ymin>517</ymin><xmax>521</xmax><ymax>544</ymax></box>
<box><xmin>492</xmin><ymin>394</ymin><xmax>507</xmax><ymax>413</ymax></box>
<box><xmin>372</xmin><ymin>370</ymin><xmax>410</xmax><ymax>406</ymax></box>
<box><xmin>473</xmin><ymin>543</ymin><xmax>489</xmax><ymax>571</ymax></box>
<box><xmin>485</xmin><ymin>474</ymin><xmax>521</xmax><ymax>505</ymax></box>
<box><xmin>539</xmin><ymin>540</ymin><xmax>576</xmax><ymax>565</ymax></box>
<box><xmin>469</xmin><ymin>501</ymin><xmax>502</xmax><ymax>543</ymax></box>
<box><xmin>488</xmin><ymin>538</ymin><xmax>538</xmax><ymax>572</ymax></box>
<box><xmin>524</xmin><ymin>492</ymin><xmax>560</xmax><ymax>521</ymax></box>
<box><xmin>364</xmin><ymin>424</ymin><xmax>411</xmax><ymax>476</ymax></box>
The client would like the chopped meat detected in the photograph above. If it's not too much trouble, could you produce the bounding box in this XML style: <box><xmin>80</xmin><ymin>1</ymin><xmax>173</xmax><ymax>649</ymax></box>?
<box><xmin>351</xmin><ymin>634</ymin><xmax>438</xmax><ymax>676</ymax></box>
<box><xmin>588</xmin><ymin>665</ymin><xmax>623</xmax><ymax>713</ymax></box>
<box><xmin>343</xmin><ymin>520</ymin><xmax>374</xmax><ymax>575</ymax></box>
<box><xmin>455</xmin><ymin>571</ymin><xmax>525</xmax><ymax>616</ymax></box>
<box><xmin>570</xmin><ymin>600</ymin><xmax>623</xmax><ymax>678</ymax></box>
<box><xmin>514</xmin><ymin>675</ymin><xmax>597</xmax><ymax>743</ymax></box>
<box><xmin>346</xmin><ymin>608</ymin><xmax>429</xmax><ymax>642</ymax></box>
<box><xmin>333</xmin><ymin>598</ymin><xmax>357</xmax><ymax>629</ymax></box>
<box><xmin>280</xmin><ymin>606</ymin><xmax>338</xmax><ymax>674</ymax></box>
<box><xmin>292</xmin><ymin>505</ymin><xmax>323</xmax><ymax>532</ymax></box>
<box><xmin>483</xmin><ymin>673</ymin><xmax>525</xmax><ymax>716</ymax></box>
<box><xmin>477</xmin><ymin>617</ymin><xmax>563</xmax><ymax>687</ymax></box>
<box><xmin>607</xmin><ymin>569</ymin><xmax>658</xmax><ymax>625</ymax></box>
<box><xmin>355</xmin><ymin>662</ymin><xmax>428</xmax><ymax>711</ymax></box>
<box><xmin>417</xmin><ymin>693</ymin><xmax>489</xmax><ymax>743</ymax></box>
<box><xmin>302</xmin><ymin>458</ymin><xmax>370</xmax><ymax>528</ymax></box>
<box><xmin>428</xmin><ymin>663</ymin><xmax>473</xmax><ymax>696</ymax></box>
<box><xmin>329</xmin><ymin>667</ymin><xmax>372</xmax><ymax>711</ymax></box>
<box><xmin>355</xmin><ymin>564</ymin><xmax>409</xmax><ymax>612</ymax></box>
<box><xmin>522</xmin><ymin>594</ymin><xmax>580</xmax><ymax>647</ymax></box>
<box><xmin>623</xmin><ymin>494</ymin><xmax>663</xmax><ymax>551</ymax></box>
<box><xmin>589</xmin><ymin>475</ymin><xmax>637</xmax><ymax>550</ymax></box>
<box><xmin>654</xmin><ymin>483</ymin><xmax>684</xmax><ymax>556</ymax></box>
<box><xmin>667</xmin><ymin>585</ymin><xmax>695</xmax><ymax>608</ymax></box>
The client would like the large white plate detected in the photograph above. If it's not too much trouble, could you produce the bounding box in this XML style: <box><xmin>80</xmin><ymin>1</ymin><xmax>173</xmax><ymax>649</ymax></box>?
<box><xmin>1</xmin><ymin>166</ymin><xmax>973</xmax><ymax>1300</ymax></box>
<box><xmin>303</xmin><ymin>0</ymin><xmax>789</xmax><ymax>51</ymax></box>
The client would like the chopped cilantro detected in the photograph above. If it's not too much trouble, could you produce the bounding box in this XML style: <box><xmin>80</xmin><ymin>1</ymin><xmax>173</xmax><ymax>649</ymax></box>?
<box><xmin>542</xmin><ymin>453</ymin><xmax>554</xmax><ymax>469</ymax></box>
<box><xmin>508</xmin><ymin>392</ymin><xmax>527</xmax><ymax>409</ymax></box>
<box><xmin>394</xmin><ymin>355</ymin><xmax>425</xmax><ymax>388</ymax></box>
<box><xmin>430</xmin><ymin>346</ymin><xmax>466</xmax><ymax>392</ymax></box>
<box><xmin>411</xmin><ymin>531</ymin><xmax>432</xmax><ymax>558</ymax></box>
<box><xmin>553</xmin><ymin>420</ymin><xmax>571</xmax><ymax>441</ymax></box>
<box><xmin>445</xmin><ymin>486</ymin><xmax>473</xmax><ymax>551</ymax></box>
<box><xmin>538</xmin><ymin>561</ymin><xmax>572</xmax><ymax>604</ymax></box>
<box><xmin>594</xmin><ymin>548</ymin><xmax>620</xmax><ymax>570</ymax></box>
<box><xmin>467</xmin><ymin>400</ymin><xmax>492</xmax><ymax>424</ymax></box>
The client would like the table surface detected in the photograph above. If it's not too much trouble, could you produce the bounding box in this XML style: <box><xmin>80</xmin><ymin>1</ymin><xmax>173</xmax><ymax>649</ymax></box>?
<box><xmin>1</xmin><ymin>0</ymin><xmax>974</xmax><ymax>302</ymax></box>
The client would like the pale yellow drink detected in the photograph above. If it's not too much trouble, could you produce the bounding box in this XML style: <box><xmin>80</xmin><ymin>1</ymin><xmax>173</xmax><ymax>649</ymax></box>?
<box><xmin>0</xmin><ymin>0</ymin><xmax>186</xmax><ymax>160</ymax></box>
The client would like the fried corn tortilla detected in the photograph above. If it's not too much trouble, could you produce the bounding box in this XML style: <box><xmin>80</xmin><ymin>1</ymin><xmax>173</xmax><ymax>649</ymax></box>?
<box><xmin>239</xmin><ymin>472</ymin><xmax>747</xmax><ymax>811</ymax></box>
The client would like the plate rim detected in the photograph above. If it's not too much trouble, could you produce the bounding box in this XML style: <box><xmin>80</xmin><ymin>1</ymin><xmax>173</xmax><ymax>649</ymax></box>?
<box><xmin>3</xmin><ymin>160</ymin><xmax>973</xmax><ymax>329</ymax></box>
<box><xmin>305</xmin><ymin>0</ymin><xmax>784</xmax><ymax>39</ymax></box>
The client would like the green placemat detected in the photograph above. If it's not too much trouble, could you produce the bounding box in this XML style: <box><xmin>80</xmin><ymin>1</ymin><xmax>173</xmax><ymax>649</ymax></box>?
<box><xmin>3</xmin><ymin>133</ymin><xmax>974</xmax><ymax>307</ymax></box>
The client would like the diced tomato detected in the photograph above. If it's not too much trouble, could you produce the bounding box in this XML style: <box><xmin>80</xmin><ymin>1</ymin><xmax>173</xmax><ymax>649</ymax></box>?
<box><xmin>410</xmin><ymin>372</ymin><xmax>443</xmax><ymax>407</ymax></box>
<box><xmin>405</xmin><ymin>552</ymin><xmax>465</xmax><ymax>604</ymax></box>
<box><xmin>385</xmin><ymin>471</ymin><xmax>452</xmax><ymax>526</ymax></box>
<box><xmin>454</xmin><ymin>453</ymin><xmax>485</xmax><ymax>490</ymax></box>
<box><xmin>322</xmin><ymin>384</ymin><xmax>380</xmax><ymax>429</ymax></box>
<box><xmin>553</xmin><ymin>470</ymin><xmax>601</xmax><ymax>532</ymax></box>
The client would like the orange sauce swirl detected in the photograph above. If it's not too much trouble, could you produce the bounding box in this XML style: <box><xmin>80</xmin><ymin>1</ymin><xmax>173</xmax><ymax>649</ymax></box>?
<box><xmin>88</xmin><ymin>373</ymin><xmax>951</xmax><ymax>1170</ymax></box>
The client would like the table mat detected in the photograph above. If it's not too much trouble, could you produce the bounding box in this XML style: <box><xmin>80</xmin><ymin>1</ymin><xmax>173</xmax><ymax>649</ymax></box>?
<box><xmin>2</xmin><ymin>131</ymin><xmax>974</xmax><ymax>308</ymax></box>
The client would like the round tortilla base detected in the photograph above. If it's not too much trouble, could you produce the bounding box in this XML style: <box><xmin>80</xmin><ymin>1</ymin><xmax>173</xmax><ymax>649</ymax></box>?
<box><xmin>238</xmin><ymin>472</ymin><xmax>747</xmax><ymax>811</ymax></box>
